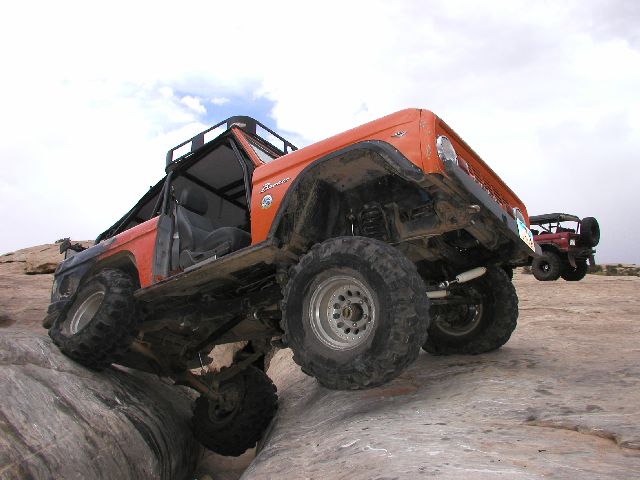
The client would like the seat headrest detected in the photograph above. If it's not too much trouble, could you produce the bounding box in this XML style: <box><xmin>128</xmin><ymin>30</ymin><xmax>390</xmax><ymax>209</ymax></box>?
<box><xmin>179</xmin><ymin>188</ymin><xmax>208</xmax><ymax>215</ymax></box>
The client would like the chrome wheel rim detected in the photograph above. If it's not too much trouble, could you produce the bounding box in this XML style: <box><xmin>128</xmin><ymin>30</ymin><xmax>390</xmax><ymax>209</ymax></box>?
<box><xmin>69</xmin><ymin>291</ymin><xmax>104</xmax><ymax>334</ymax></box>
<box><xmin>308</xmin><ymin>275</ymin><xmax>376</xmax><ymax>350</ymax></box>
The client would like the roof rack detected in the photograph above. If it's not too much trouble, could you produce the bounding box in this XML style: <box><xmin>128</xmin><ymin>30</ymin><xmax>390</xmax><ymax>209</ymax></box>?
<box><xmin>165</xmin><ymin>115</ymin><xmax>297</xmax><ymax>167</ymax></box>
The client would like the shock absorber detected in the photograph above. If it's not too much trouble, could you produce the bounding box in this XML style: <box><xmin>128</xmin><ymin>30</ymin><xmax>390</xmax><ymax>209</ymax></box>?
<box><xmin>358</xmin><ymin>203</ymin><xmax>390</xmax><ymax>241</ymax></box>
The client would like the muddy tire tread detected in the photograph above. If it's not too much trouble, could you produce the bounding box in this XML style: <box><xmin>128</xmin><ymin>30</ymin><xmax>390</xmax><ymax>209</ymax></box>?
<box><xmin>49</xmin><ymin>269</ymin><xmax>139</xmax><ymax>370</ymax></box>
<box><xmin>281</xmin><ymin>236</ymin><xmax>429</xmax><ymax>390</ymax></box>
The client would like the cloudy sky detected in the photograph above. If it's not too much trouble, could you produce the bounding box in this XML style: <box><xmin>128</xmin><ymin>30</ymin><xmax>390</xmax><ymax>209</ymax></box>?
<box><xmin>1</xmin><ymin>0</ymin><xmax>638</xmax><ymax>262</ymax></box>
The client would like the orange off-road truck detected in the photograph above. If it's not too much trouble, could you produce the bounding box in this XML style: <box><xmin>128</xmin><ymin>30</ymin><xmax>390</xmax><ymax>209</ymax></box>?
<box><xmin>45</xmin><ymin>109</ymin><xmax>539</xmax><ymax>455</ymax></box>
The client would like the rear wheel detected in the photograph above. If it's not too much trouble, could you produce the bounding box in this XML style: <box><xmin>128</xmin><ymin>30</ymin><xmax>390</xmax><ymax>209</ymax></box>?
<box><xmin>192</xmin><ymin>366</ymin><xmax>278</xmax><ymax>456</ymax></box>
<box><xmin>281</xmin><ymin>236</ymin><xmax>429</xmax><ymax>390</ymax></box>
<box><xmin>532</xmin><ymin>251</ymin><xmax>562</xmax><ymax>281</ymax></box>
<box><xmin>423</xmin><ymin>267</ymin><xmax>518</xmax><ymax>355</ymax></box>
<box><xmin>561</xmin><ymin>260</ymin><xmax>588</xmax><ymax>281</ymax></box>
<box><xmin>49</xmin><ymin>268</ymin><xmax>139</xmax><ymax>370</ymax></box>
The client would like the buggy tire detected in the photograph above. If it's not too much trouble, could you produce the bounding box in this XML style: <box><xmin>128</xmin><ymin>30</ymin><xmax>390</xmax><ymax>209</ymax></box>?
<box><xmin>192</xmin><ymin>366</ymin><xmax>277</xmax><ymax>456</ymax></box>
<box><xmin>561</xmin><ymin>260</ymin><xmax>588</xmax><ymax>281</ymax></box>
<box><xmin>580</xmin><ymin>217</ymin><xmax>600</xmax><ymax>247</ymax></box>
<box><xmin>49</xmin><ymin>269</ymin><xmax>139</xmax><ymax>370</ymax></box>
<box><xmin>532</xmin><ymin>251</ymin><xmax>562</xmax><ymax>281</ymax></box>
<box><xmin>502</xmin><ymin>266</ymin><xmax>514</xmax><ymax>280</ymax></box>
<box><xmin>423</xmin><ymin>267</ymin><xmax>518</xmax><ymax>355</ymax></box>
<box><xmin>281</xmin><ymin>236</ymin><xmax>429</xmax><ymax>390</ymax></box>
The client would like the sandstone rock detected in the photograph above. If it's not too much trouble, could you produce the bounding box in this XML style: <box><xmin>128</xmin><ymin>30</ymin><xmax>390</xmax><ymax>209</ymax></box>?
<box><xmin>0</xmin><ymin>241</ymin><xmax>93</xmax><ymax>275</ymax></box>
<box><xmin>245</xmin><ymin>273</ymin><xmax>640</xmax><ymax>479</ymax></box>
<box><xmin>24</xmin><ymin>245</ymin><xmax>64</xmax><ymax>274</ymax></box>
<box><xmin>3</xmin><ymin>244</ymin><xmax>640</xmax><ymax>479</ymax></box>
<box><xmin>0</xmin><ymin>331</ymin><xmax>202</xmax><ymax>480</ymax></box>
<box><xmin>0</xmin><ymin>247</ymin><xmax>256</xmax><ymax>480</ymax></box>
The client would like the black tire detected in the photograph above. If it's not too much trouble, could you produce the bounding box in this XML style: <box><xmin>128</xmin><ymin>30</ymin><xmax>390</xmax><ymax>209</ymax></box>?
<box><xmin>502</xmin><ymin>266</ymin><xmax>514</xmax><ymax>280</ymax></box>
<box><xmin>49</xmin><ymin>269</ymin><xmax>139</xmax><ymax>370</ymax></box>
<box><xmin>560</xmin><ymin>260</ymin><xmax>588</xmax><ymax>281</ymax></box>
<box><xmin>281</xmin><ymin>236</ymin><xmax>429</xmax><ymax>390</ymax></box>
<box><xmin>192</xmin><ymin>366</ymin><xmax>278</xmax><ymax>456</ymax></box>
<box><xmin>531</xmin><ymin>251</ymin><xmax>562</xmax><ymax>281</ymax></box>
<box><xmin>580</xmin><ymin>217</ymin><xmax>600</xmax><ymax>247</ymax></box>
<box><xmin>423</xmin><ymin>267</ymin><xmax>518</xmax><ymax>355</ymax></box>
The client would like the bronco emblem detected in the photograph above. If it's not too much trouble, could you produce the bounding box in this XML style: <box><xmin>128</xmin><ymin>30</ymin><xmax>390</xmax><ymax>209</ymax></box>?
<box><xmin>260</xmin><ymin>177</ymin><xmax>290</xmax><ymax>193</ymax></box>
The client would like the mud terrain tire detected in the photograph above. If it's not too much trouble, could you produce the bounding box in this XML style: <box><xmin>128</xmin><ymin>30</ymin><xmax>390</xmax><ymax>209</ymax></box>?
<box><xmin>192</xmin><ymin>366</ymin><xmax>278</xmax><ymax>456</ymax></box>
<box><xmin>561</xmin><ymin>260</ymin><xmax>588</xmax><ymax>281</ymax></box>
<box><xmin>281</xmin><ymin>236</ymin><xmax>429</xmax><ymax>390</ymax></box>
<box><xmin>580</xmin><ymin>217</ymin><xmax>600</xmax><ymax>247</ymax></box>
<box><xmin>532</xmin><ymin>251</ymin><xmax>562</xmax><ymax>281</ymax></box>
<box><xmin>49</xmin><ymin>269</ymin><xmax>139</xmax><ymax>370</ymax></box>
<box><xmin>423</xmin><ymin>267</ymin><xmax>518</xmax><ymax>355</ymax></box>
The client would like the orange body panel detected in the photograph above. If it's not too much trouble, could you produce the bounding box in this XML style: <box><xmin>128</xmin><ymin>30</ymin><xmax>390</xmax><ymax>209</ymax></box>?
<box><xmin>250</xmin><ymin>108</ymin><xmax>528</xmax><ymax>243</ymax></box>
<box><xmin>250</xmin><ymin>109</ymin><xmax>424</xmax><ymax>243</ymax></box>
<box><xmin>430</xmin><ymin>116</ymin><xmax>529</xmax><ymax>223</ymax></box>
<box><xmin>99</xmin><ymin>217</ymin><xmax>158</xmax><ymax>288</ymax></box>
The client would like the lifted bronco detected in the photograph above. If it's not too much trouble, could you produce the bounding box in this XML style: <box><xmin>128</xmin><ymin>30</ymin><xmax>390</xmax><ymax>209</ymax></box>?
<box><xmin>45</xmin><ymin>109</ymin><xmax>538</xmax><ymax>454</ymax></box>
<box><xmin>529</xmin><ymin>213</ymin><xmax>600</xmax><ymax>281</ymax></box>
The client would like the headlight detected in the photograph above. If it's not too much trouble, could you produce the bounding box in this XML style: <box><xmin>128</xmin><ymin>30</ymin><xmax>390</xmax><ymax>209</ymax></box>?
<box><xmin>436</xmin><ymin>135</ymin><xmax>457</xmax><ymax>164</ymax></box>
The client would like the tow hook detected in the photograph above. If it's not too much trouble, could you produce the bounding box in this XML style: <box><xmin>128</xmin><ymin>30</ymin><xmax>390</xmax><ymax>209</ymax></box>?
<box><xmin>426</xmin><ymin>267</ymin><xmax>487</xmax><ymax>299</ymax></box>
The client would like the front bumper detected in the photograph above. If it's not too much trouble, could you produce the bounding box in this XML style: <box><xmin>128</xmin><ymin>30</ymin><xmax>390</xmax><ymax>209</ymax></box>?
<box><xmin>443</xmin><ymin>159</ymin><xmax>541</xmax><ymax>259</ymax></box>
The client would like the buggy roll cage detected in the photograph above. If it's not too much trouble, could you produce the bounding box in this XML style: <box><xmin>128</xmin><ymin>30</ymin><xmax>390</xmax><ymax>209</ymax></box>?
<box><xmin>529</xmin><ymin>213</ymin><xmax>581</xmax><ymax>235</ymax></box>
<box><xmin>165</xmin><ymin>115</ymin><xmax>298</xmax><ymax>168</ymax></box>
<box><xmin>529</xmin><ymin>213</ymin><xmax>580</xmax><ymax>225</ymax></box>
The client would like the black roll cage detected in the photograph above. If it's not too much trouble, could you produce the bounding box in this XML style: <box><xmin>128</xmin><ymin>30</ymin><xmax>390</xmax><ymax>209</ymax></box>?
<box><xmin>165</xmin><ymin>115</ymin><xmax>297</xmax><ymax>168</ymax></box>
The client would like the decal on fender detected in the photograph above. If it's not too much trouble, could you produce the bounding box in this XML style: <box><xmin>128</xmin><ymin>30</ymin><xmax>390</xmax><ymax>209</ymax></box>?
<box><xmin>260</xmin><ymin>177</ymin><xmax>290</xmax><ymax>193</ymax></box>
<box><xmin>261</xmin><ymin>194</ymin><xmax>273</xmax><ymax>209</ymax></box>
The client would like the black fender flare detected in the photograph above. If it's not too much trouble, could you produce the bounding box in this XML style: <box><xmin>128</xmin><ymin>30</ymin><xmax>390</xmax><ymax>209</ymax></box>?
<box><xmin>266</xmin><ymin>140</ymin><xmax>425</xmax><ymax>242</ymax></box>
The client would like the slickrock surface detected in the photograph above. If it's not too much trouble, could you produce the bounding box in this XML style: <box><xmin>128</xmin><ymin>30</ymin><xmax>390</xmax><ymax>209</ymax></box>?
<box><xmin>1</xmin><ymin>244</ymin><xmax>638</xmax><ymax>479</ymax></box>
<box><xmin>246</xmin><ymin>273</ymin><xmax>640</xmax><ymax>479</ymax></box>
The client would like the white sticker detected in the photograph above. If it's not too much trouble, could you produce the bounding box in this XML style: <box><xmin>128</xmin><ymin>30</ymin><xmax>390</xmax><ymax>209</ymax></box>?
<box><xmin>517</xmin><ymin>218</ymin><xmax>536</xmax><ymax>252</ymax></box>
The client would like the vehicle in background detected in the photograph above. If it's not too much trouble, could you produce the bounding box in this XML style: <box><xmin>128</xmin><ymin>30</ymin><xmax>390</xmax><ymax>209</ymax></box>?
<box><xmin>529</xmin><ymin>213</ymin><xmax>600</xmax><ymax>281</ymax></box>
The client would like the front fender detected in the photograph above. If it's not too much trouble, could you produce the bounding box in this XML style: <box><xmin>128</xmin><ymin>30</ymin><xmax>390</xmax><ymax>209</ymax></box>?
<box><xmin>261</xmin><ymin>140</ymin><xmax>425</xmax><ymax>244</ymax></box>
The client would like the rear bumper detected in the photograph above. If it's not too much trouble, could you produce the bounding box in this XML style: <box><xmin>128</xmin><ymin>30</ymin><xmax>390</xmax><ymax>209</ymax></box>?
<box><xmin>443</xmin><ymin>159</ymin><xmax>541</xmax><ymax>260</ymax></box>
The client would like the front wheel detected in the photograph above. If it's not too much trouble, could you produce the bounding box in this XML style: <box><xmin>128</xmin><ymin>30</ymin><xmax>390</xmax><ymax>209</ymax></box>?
<box><xmin>531</xmin><ymin>251</ymin><xmax>562</xmax><ymax>281</ymax></box>
<box><xmin>49</xmin><ymin>268</ymin><xmax>139</xmax><ymax>370</ymax></box>
<box><xmin>423</xmin><ymin>267</ymin><xmax>518</xmax><ymax>355</ymax></box>
<box><xmin>281</xmin><ymin>237</ymin><xmax>430</xmax><ymax>390</ymax></box>
<box><xmin>192</xmin><ymin>366</ymin><xmax>278</xmax><ymax>456</ymax></box>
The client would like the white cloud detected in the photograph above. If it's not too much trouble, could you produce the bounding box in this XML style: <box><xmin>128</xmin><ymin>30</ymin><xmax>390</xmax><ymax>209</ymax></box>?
<box><xmin>0</xmin><ymin>0</ymin><xmax>638</xmax><ymax>262</ymax></box>
<box><xmin>211</xmin><ymin>97</ymin><xmax>230</xmax><ymax>106</ymax></box>
<box><xmin>180</xmin><ymin>95</ymin><xmax>207</xmax><ymax>114</ymax></box>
